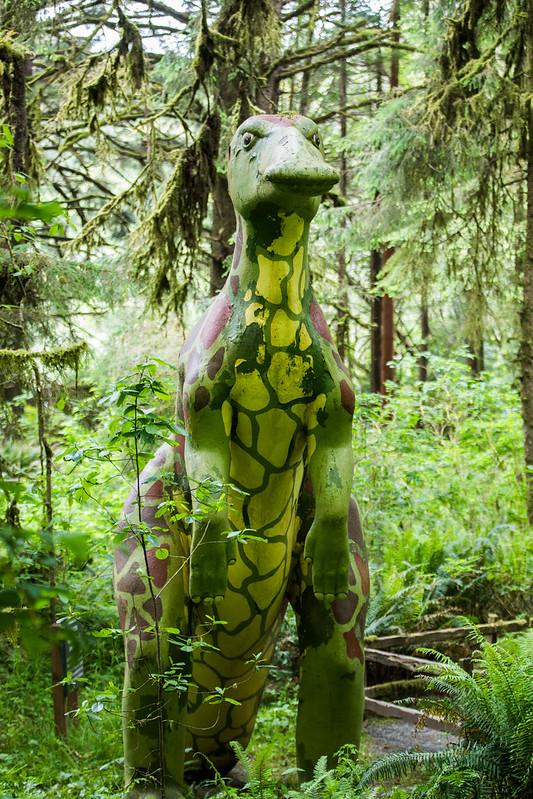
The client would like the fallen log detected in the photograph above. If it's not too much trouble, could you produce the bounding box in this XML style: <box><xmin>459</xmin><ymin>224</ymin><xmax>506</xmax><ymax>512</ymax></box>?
<box><xmin>365</xmin><ymin>648</ymin><xmax>440</xmax><ymax>673</ymax></box>
<box><xmin>365</xmin><ymin>617</ymin><xmax>533</xmax><ymax>651</ymax></box>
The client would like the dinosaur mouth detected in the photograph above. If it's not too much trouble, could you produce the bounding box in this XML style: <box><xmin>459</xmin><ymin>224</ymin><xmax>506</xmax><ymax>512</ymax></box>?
<box><xmin>264</xmin><ymin>170</ymin><xmax>339</xmax><ymax>196</ymax></box>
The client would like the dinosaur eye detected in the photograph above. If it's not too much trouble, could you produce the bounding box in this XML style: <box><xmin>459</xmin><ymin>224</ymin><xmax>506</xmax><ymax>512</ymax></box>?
<box><xmin>242</xmin><ymin>131</ymin><xmax>256</xmax><ymax>149</ymax></box>
<box><xmin>311</xmin><ymin>132</ymin><xmax>321</xmax><ymax>149</ymax></box>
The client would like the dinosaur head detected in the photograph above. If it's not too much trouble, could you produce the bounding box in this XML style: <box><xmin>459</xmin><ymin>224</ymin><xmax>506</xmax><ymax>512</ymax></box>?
<box><xmin>228</xmin><ymin>115</ymin><xmax>340</xmax><ymax>221</ymax></box>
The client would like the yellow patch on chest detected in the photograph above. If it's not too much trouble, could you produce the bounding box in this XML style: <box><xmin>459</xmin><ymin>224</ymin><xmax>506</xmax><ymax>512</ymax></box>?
<box><xmin>256</xmin><ymin>407</ymin><xmax>298</xmax><ymax>468</ymax></box>
<box><xmin>256</xmin><ymin>256</ymin><xmax>290</xmax><ymax>304</ymax></box>
<box><xmin>306</xmin><ymin>392</ymin><xmax>327</xmax><ymax>426</ymax></box>
<box><xmin>232</xmin><ymin>368</ymin><xmax>270</xmax><ymax>410</ymax></box>
<box><xmin>286</xmin><ymin>247</ymin><xmax>304</xmax><ymax>315</ymax></box>
<box><xmin>270</xmin><ymin>308</ymin><xmax>299</xmax><ymax>347</ymax></box>
<box><xmin>236</xmin><ymin>411</ymin><xmax>253</xmax><ymax>448</ymax></box>
<box><xmin>245</xmin><ymin>302</ymin><xmax>269</xmax><ymax>327</ymax></box>
<box><xmin>267</xmin><ymin>213</ymin><xmax>304</xmax><ymax>257</ymax></box>
<box><xmin>298</xmin><ymin>324</ymin><xmax>312</xmax><ymax>350</ymax></box>
<box><xmin>267</xmin><ymin>351</ymin><xmax>314</xmax><ymax>403</ymax></box>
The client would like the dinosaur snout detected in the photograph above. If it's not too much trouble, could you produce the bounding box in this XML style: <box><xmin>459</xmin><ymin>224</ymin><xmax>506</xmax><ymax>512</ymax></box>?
<box><xmin>264</xmin><ymin>163</ymin><xmax>340</xmax><ymax>195</ymax></box>
<box><xmin>262</xmin><ymin>131</ymin><xmax>339</xmax><ymax>196</ymax></box>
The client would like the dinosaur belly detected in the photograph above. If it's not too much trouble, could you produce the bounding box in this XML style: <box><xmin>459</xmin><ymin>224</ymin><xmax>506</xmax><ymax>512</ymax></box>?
<box><xmin>186</xmin><ymin>397</ymin><xmax>307</xmax><ymax>761</ymax></box>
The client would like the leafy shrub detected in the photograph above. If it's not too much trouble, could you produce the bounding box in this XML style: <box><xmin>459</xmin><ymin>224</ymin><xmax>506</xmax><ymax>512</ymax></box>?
<box><xmin>353</xmin><ymin>355</ymin><xmax>533</xmax><ymax>630</ymax></box>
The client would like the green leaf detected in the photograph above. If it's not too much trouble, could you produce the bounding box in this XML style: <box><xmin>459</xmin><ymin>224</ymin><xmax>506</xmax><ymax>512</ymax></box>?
<box><xmin>2</xmin><ymin>124</ymin><xmax>13</xmax><ymax>145</ymax></box>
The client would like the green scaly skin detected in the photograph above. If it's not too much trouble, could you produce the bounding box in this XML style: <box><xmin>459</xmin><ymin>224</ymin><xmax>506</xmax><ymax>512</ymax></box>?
<box><xmin>114</xmin><ymin>115</ymin><xmax>369</xmax><ymax>798</ymax></box>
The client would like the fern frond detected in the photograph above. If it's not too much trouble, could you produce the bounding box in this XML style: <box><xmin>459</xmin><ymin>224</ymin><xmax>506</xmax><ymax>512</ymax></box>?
<box><xmin>229</xmin><ymin>740</ymin><xmax>278</xmax><ymax>797</ymax></box>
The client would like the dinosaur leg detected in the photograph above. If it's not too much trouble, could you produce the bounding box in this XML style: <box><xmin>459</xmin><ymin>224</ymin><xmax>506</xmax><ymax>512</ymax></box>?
<box><xmin>115</xmin><ymin>442</ymin><xmax>191</xmax><ymax>798</ymax></box>
<box><xmin>184</xmin><ymin>552</ymin><xmax>288</xmax><ymax>778</ymax></box>
<box><xmin>291</xmin><ymin>496</ymin><xmax>369</xmax><ymax>781</ymax></box>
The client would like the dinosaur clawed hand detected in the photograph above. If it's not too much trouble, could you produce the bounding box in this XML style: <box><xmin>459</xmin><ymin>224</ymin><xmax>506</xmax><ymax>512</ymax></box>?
<box><xmin>304</xmin><ymin>520</ymin><xmax>350</xmax><ymax>601</ymax></box>
<box><xmin>189</xmin><ymin>520</ymin><xmax>237</xmax><ymax>604</ymax></box>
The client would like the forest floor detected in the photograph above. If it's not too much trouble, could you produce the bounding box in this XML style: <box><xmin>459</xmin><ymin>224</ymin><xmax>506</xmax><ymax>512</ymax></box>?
<box><xmin>362</xmin><ymin>716</ymin><xmax>457</xmax><ymax>757</ymax></box>
<box><xmin>224</xmin><ymin>714</ymin><xmax>457</xmax><ymax>793</ymax></box>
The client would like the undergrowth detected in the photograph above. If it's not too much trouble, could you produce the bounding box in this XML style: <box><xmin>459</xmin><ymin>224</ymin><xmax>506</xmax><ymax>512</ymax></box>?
<box><xmin>354</xmin><ymin>356</ymin><xmax>533</xmax><ymax>633</ymax></box>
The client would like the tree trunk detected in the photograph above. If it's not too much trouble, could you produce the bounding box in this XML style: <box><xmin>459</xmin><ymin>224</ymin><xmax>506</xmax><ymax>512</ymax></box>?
<box><xmin>370</xmin><ymin>248</ymin><xmax>382</xmax><ymax>393</ymax></box>
<box><xmin>521</xmin><ymin>0</ymin><xmax>533</xmax><ymax>524</ymax></box>
<box><xmin>335</xmin><ymin>0</ymin><xmax>349</xmax><ymax>364</ymax></box>
<box><xmin>390</xmin><ymin>0</ymin><xmax>400</xmax><ymax>89</ymax></box>
<box><xmin>418</xmin><ymin>295</ymin><xmax>429</xmax><ymax>382</ymax></box>
<box><xmin>299</xmin><ymin>0</ymin><xmax>319</xmax><ymax>117</ymax></box>
<box><xmin>369</xmin><ymin>42</ymin><xmax>383</xmax><ymax>393</ymax></box>
<box><xmin>466</xmin><ymin>338</ymin><xmax>484</xmax><ymax>376</ymax></box>
<box><xmin>377</xmin><ymin>0</ymin><xmax>400</xmax><ymax>395</ymax></box>
<box><xmin>209</xmin><ymin>0</ymin><xmax>282</xmax><ymax>295</ymax></box>
<box><xmin>0</xmin><ymin>49</ymin><xmax>30</xmax><ymax>402</ymax></box>
<box><xmin>380</xmin><ymin>246</ymin><xmax>395</xmax><ymax>392</ymax></box>
<box><xmin>210</xmin><ymin>173</ymin><xmax>236</xmax><ymax>296</ymax></box>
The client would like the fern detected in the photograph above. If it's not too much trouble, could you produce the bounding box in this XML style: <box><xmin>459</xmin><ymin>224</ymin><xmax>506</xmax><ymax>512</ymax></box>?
<box><xmin>360</xmin><ymin>626</ymin><xmax>533</xmax><ymax>798</ymax></box>
<box><xmin>229</xmin><ymin>741</ymin><xmax>279</xmax><ymax>798</ymax></box>
<box><xmin>285</xmin><ymin>746</ymin><xmax>379</xmax><ymax>799</ymax></box>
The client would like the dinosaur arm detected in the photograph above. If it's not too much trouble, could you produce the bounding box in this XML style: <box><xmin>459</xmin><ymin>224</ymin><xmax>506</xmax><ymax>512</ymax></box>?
<box><xmin>303</xmin><ymin>402</ymin><xmax>353</xmax><ymax>600</ymax></box>
<box><xmin>185</xmin><ymin>399</ymin><xmax>237</xmax><ymax>603</ymax></box>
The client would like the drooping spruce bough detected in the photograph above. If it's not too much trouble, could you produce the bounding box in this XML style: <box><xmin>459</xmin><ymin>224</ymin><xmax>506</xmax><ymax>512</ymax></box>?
<box><xmin>114</xmin><ymin>115</ymin><xmax>369</xmax><ymax>799</ymax></box>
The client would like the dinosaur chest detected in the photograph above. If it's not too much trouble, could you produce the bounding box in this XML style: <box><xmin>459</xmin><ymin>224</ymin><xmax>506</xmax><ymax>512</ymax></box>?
<box><xmin>228</xmin><ymin>356</ymin><xmax>309</xmax><ymax>491</ymax></box>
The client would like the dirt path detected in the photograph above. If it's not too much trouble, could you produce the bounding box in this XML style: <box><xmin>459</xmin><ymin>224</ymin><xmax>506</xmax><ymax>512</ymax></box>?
<box><xmin>363</xmin><ymin>716</ymin><xmax>458</xmax><ymax>757</ymax></box>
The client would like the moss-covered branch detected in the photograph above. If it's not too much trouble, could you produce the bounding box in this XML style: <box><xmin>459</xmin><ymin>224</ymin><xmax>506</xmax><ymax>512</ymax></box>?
<box><xmin>0</xmin><ymin>341</ymin><xmax>89</xmax><ymax>376</ymax></box>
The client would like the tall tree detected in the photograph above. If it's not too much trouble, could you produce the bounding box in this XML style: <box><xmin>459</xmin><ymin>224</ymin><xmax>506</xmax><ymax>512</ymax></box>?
<box><xmin>378</xmin><ymin>0</ymin><xmax>400</xmax><ymax>395</ymax></box>
<box><xmin>335</xmin><ymin>0</ymin><xmax>350</xmax><ymax>363</ymax></box>
<box><xmin>523</xmin><ymin>0</ymin><xmax>533</xmax><ymax>522</ymax></box>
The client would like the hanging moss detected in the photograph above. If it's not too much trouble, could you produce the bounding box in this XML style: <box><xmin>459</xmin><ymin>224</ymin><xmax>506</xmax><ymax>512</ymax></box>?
<box><xmin>130</xmin><ymin>111</ymin><xmax>221</xmax><ymax>316</ymax></box>
<box><xmin>0</xmin><ymin>341</ymin><xmax>89</xmax><ymax>377</ymax></box>
<box><xmin>61</xmin><ymin>7</ymin><xmax>147</xmax><ymax>135</ymax></box>
<box><xmin>116</xmin><ymin>7</ymin><xmax>146</xmax><ymax>91</ymax></box>
<box><xmin>193</xmin><ymin>1</ymin><xmax>216</xmax><ymax>85</ymax></box>
<box><xmin>216</xmin><ymin>0</ymin><xmax>281</xmax><ymax>65</ymax></box>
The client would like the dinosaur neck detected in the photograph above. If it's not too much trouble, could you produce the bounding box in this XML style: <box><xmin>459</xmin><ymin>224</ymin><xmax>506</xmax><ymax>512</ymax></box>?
<box><xmin>228</xmin><ymin>208</ymin><xmax>312</xmax><ymax>317</ymax></box>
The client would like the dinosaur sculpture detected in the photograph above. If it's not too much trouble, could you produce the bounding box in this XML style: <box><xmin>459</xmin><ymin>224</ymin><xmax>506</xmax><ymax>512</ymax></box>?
<box><xmin>114</xmin><ymin>114</ymin><xmax>369</xmax><ymax>799</ymax></box>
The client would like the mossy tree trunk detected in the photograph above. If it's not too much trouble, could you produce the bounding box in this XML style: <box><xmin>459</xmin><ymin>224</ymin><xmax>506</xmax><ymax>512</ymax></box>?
<box><xmin>369</xmin><ymin>45</ymin><xmax>383</xmax><ymax>394</ymax></box>
<box><xmin>0</xmin><ymin>44</ymin><xmax>31</xmax><ymax>405</ymax></box>
<box><xmin>369</xmin><ymin>246</ymin><xmax>382</xmax><ymax>393</ymax></box>
<box><xmin>380</xmin><ymin>247</ymin><xmax>395</xmax><ymax>393</ymax></box>
<box><xmin>299</xmin><ymin>0</ymin><xmax>319</xmax><ymax>117</ymax></box>
<box><xmin>335</xmin><ymin>0</ymin><xmax>349</xmax><ymax>364</ymax></box>
<box><xmin>208</xmin><ymin>0</ymin><xmax>282</xmax><ymax>296</ymax></box>
<box><xmin>521</xmin><ymin>0</ymin><xmax>533</xmax><ymax>524</ymax></box>
<box><xmin>418</xmin><ymin>294</ymin><xmax>429</xmax><ymax>382</ymax></box>
<box><xmin>378</xmin><ymin>0</ymin><xmax>400</xmax><ymax>395</ymax></box>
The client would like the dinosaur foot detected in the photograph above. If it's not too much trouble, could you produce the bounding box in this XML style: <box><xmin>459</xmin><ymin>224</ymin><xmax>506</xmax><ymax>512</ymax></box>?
<box><xmin>126</xmin><ymin>780</ymin><xmax>183</xmax><ymax>799</ymax></box>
